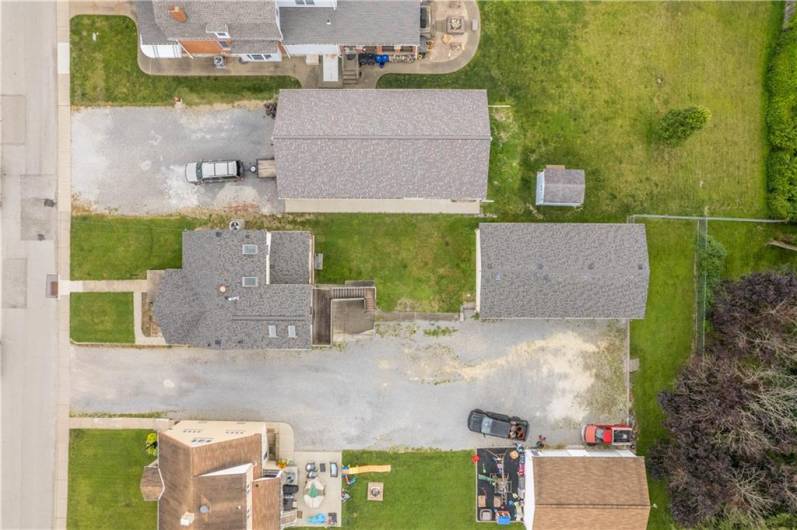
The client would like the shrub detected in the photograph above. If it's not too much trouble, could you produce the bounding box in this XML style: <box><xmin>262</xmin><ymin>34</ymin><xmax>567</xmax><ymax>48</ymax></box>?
<box><xmin>655</xmin><ymin>106</ymin><xmax>712</xmax><ymax>145</ymax></box>
<box><xmin>651</xmin><ymin>272</ymin><xmax>797</xmax><ymax>528</ymax></box>
<box><xmin>766</xmin><ymin>150</ymin><xmax>797</xmax><ymax>219</ymax></box>
<box><xmin>697</xmin><ymin>234</ymin><xmax>726</xmax><ymax>305</ymax></box>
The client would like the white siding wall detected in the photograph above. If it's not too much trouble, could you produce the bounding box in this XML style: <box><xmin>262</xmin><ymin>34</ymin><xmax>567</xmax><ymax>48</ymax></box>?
<box><xmin>284</xmin><ymin>43</ymin><xmax>340</xmax><ymax>56</ymax></box>
<box><xmin>139</xmin><ymin>39</ymin><xmax>182</xmax><ymax>59</ymax></box>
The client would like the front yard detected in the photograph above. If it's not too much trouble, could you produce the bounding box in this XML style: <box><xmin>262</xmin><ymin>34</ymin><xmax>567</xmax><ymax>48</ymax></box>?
<box><xmin>70</xmin><ymin>292</ymin><xmax>135</xmax><ymax>344</ymax></box>
<box><xmin>71</xmin><ymin>16</ymin><xmax>298</xmax><ymax>106</ymax></box>
<box><xmin>68</xmin><ymin>429</ymin><xmax>156</xmax><ymax>530</ymax></box>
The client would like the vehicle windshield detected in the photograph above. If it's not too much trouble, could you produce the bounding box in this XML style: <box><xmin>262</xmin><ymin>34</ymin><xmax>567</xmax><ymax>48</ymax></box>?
<box><xmin>595</xmin><ymin>427</ymin><xmax>605</xmax><ymax>440</ymax></box>
<box><xmin>481</xmin><ymin>417</ymin><xmax>493</xmax><ymax>433</ymax></box>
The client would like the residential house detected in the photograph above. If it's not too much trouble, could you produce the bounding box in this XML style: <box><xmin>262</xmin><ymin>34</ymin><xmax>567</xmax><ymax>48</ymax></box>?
<box><xmin>153</xmin><ymin>229</ymin><xmax>375</xmax><ymax>349</ymax></box>
<box><xmin>535</xmin><ymin>165</ymin><xmax>585</xmax><ymax>207</ymax></box>
<box><xmin>272</xmin><ymin>89</ymin><xmax>491</xmax><ymax>213</ymax></box>
<box><xmin>137</xmin><ymin>0</ymin><xmax>420</xmax><ymax>81</ymax></box>
<box><xmin>476</xmin><ymin>223</ymin><xmax>650</xmax><ymax>319</ymax></box>
<box><xmin>140</xmin><ymin>420</ymin><xmax>299</xmax><ymax>529</ymax></box>
<box><xmin>523</xmin><ymin>450</ymin><xmax>650</xmax><ymax>530</ymax></box>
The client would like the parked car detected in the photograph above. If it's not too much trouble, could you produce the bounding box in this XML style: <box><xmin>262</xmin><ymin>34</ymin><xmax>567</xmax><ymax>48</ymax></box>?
<box><xmin>420</xmin><ymin>3</ymin><xmax>432</xmax><ymax>38</ymax></box>
<box><xmin>185</xmin><ymin>160</ymin><xmax>244</xmax><ymax>184</ymax></box>
<box><xmin>581</xmin><ymin>423</ymin><xmax>634</xmax><ymax>447</ymax></box>
<box><xmin>468</xmin><ymin>409</ymin><xmax>528</xmax><ymax>441</ymax></box>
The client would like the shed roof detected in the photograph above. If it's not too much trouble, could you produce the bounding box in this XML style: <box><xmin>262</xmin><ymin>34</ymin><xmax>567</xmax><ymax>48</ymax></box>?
<box><xmin>539</xmin><ymin>165</ymin><xmax>585</xmax><ymax>205</ymax></box>
<box><xmin>273</xmin><ymin>89</ymin><xmax>490</xmax><ymax>200</ymax></box>
<box><xmin>530</xmin><ymin>456</ymin><xmax>650</xmax><ymax>530</ymax></box>
<box><xmin>280</xmin><ymin>0</ymin><xmax>420</xmax><ymax>46</ymax></box>
<box><xmin>154</xmin><ymin>230</ymin><xmax>313</xmax><ymax>349</ymax></box>
<box><xmin>478</xmin><ymin>223</ymin><xmax>649</xmax><ymax>319</ymax></box>
<box><xmin>151</xmin><ymin>0</ymin><xmax>282</xmax><ymax>42</ymax></box>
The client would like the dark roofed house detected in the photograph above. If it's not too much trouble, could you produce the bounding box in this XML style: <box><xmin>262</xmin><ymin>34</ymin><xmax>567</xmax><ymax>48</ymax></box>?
<box><xmin>535</xmin><ymin>165</ymin><xmax>585</xmax><ymax>207</ymax></box>
<box><xmin>154</xmin><ymin>228</ymin><xmax>375</xmax><ymax>349</ymax></box>
<box><xmin>154</xmin><ymin>229</ymin><xmax>313</xmax><ymax>350</ymax></box>
<box><xmin>137</xmin><ymin>0</ymin><xmax>423</xmax><ymax>78</ymax></box>
<box><xmin>476</xmin><ymin>223</ymin><xmax>650</xmax><ymax>319</ymax></box>
<box><xmin>272</xmin><ymin>89</ymin><xmax>491</xmax><ymax>213</ymax></box>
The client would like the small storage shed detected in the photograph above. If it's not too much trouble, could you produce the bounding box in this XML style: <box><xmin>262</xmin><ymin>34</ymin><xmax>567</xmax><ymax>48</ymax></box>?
<box><xmin>535</xmin><ymin>165</ymin><xmax>585</xmax><ymax>207</ymax></box>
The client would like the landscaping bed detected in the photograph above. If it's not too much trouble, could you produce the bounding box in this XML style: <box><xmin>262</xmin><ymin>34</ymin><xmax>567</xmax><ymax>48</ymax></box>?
<box><xmin>70</xmin><ymin>292</ymin><xmax>135</xmax><ymax>344</ymax></box>
<box><xmin>68</xmin><ymin>429</ymin><xmax>156</xmax><ymax>530</ymax></box>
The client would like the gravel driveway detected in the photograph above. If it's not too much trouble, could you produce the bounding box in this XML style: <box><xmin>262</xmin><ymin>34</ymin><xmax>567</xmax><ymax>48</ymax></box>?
<box><xmin>71</xmin><ymin>105</ymin><xmax>278</xmax><ymax>215</ymax></box>
<box><xmin>71</xmin><ymin>319</ymin><xmax>628</xmax><ymax>450</ymax></box>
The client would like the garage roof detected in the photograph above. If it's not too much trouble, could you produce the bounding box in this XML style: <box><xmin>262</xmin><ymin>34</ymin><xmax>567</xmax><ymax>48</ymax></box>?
<box><xmin>280</xmin><ymin>0</ymin><xmax>420</xmax><ymax>46</ymax></box>
<box><xmin>272</xmin><ymin>89</ymin><xmax>491</xmax><ymax>200</ymax></box>
<box><xmin>477</xmin><ymin>223</ymin><xmax>649</xmax><ymax>319</ymax></box>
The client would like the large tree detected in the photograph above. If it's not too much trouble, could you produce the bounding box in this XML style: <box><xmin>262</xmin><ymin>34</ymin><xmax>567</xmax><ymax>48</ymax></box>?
<box><xmin>650</xmin><ymin>272</ymin><xmax>797</xmax><ymax>527</ymax></box>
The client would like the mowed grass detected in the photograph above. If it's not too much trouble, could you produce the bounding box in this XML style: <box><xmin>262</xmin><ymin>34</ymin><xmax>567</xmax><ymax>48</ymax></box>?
<box><xmin>708</xmin><ymin>221</ymin><xmax>797</xmax><ymax>279</ymax></box>
<box><xmin>343</xmin><ymin>450</ymin><xmax>482</xmax><ymax>529</ymax></box>
<box><xmin>70</xmin><ymin>16</ymin><xmax>298</xmax><ymax>106</ymax></box>
<box><xmin>68</xmin><ymin>429</ymin><xmax>157</xmax><ymax>530</ymax></box>
<box><xmin>382</xmin><ymin>2</ymin><xmax>780</xmax><ymax>220</ymax></box>
<box><xmin>70</xmin><ymin>292</ymin><xmax>135</xmax><ymax>343</ymax></box>
<box><xmin>71</xmin><ymin>215</ymin><xmax>202</xmax><ymax>280</ymax></box>
<box><xmin>71</xmin><ymin>214</ymin><xmax>476</xmax><ymax>312</ymax></box>
<box><xmin>630</xmin><ymin>219</ymin><xmax>697</xmax><ymax>529</ymax></box>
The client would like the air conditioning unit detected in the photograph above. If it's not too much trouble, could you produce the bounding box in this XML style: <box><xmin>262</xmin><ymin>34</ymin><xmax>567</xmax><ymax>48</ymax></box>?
<box><xmin>229</xmin><ymin>219</ymin><xmax>244</xmax><ymax>231</ymax></box>
<box><xmin>213</xmin><ymin>55</ymin><xmax>225</xmax><ymax>69</ymax></box>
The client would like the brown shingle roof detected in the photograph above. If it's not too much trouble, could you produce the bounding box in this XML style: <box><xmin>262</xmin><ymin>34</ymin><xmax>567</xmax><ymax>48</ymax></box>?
<box><xmin>531</xmin><ymin>457</ymin><xmax>650</xmax><ymax>530</ymax></box>
<box><xmin>157</xmin><ymin>431</ymin><xmax>278</xmax><ymax>530</ymax></box>
<box><xmin>253</xmin><ymin>478</ymin><xmax>281</xmax><ymax>530</ymax></box>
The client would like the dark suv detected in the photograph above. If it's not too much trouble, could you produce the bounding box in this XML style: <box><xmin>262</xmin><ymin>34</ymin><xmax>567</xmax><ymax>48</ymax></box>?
<box><xmin>468</xmin><ymin>409</ymin><xmax>528</xmax><ymax>440</ymax></box>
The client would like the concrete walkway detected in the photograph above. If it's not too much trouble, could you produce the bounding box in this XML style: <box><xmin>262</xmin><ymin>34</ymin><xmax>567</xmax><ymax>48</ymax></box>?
<box><xmin>69</xmin><ymin>416</ymin><xmax>173</xmax><ymax>431</ymax></box>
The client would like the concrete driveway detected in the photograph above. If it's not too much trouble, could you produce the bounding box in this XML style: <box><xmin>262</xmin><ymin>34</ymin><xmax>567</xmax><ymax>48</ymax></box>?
<box><xmin>70</xmin><ymin>319</ymin><xmax>628</xmax><ymax>450</ymax></box>
<box><xmin>71</xmin><ymin>105</ymin><xmax>278</xmax><ymax>215</ymax></box>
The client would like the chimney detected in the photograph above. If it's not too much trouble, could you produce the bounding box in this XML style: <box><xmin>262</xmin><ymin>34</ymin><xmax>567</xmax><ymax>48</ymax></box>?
<box><xmin>169</xmin><ymin>6</ymin><xmax>187</xmax><ymax>23</ymax></box>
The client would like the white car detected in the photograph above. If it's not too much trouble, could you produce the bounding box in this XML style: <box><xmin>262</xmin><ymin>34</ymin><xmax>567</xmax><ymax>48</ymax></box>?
<box><xmin>185</xmin><ymin>160</ymin><xmax>243</xmax><ymax>184</ymax></box>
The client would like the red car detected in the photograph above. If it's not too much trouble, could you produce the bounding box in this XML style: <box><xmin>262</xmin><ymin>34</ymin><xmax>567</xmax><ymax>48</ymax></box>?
<box><xmin>582</xmin><ymin>424</ymin><xmax>634</xmax><ymax>447</ymax></box>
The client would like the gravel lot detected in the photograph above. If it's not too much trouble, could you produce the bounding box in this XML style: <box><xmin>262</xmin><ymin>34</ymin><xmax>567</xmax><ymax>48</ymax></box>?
<box><xmin>71</xmin><ymin>105</ymin><xmax>279</xmax><ymax>215</ymax></box>
<box><xmin>71</xmin><ymin>319</ymin><xmax>628</xmax><ymax>450</ymax></box>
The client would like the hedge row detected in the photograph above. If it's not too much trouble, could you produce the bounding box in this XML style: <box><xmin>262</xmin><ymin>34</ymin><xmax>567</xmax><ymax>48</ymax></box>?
<box><xmin>766</xmin><ymin>28</ymin><xmax>797</xmax><ymax>220</ymax></box>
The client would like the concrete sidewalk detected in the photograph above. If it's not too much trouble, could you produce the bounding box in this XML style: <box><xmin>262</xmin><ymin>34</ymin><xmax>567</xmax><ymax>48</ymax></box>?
<box><xmin>69</xmin><ymin>416</ymin><xmax>173</xmax><ymax>431</ymax></box>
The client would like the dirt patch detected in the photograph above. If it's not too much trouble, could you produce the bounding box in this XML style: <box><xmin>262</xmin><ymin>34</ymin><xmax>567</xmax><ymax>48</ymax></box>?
<box><xmin>576</xmin><ymin>323</ymin><xmax>627</xmax><ymax>421</ymax></box>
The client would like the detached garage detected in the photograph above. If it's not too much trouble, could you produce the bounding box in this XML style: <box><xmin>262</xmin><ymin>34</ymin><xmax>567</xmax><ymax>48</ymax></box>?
<box><xmin>476</xmin><ymin>223</ymin><xmax>650</xmax><ymax>320</ymax></box>
<box><xmin>271</xmin><ymin>89</ymin><xmax>491</xmax><ymax>214</ymax></box>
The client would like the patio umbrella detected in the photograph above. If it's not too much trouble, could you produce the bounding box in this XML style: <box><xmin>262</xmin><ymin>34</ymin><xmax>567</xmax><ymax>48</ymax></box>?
<box><xmin>303</xmin><ymin>478</ymin><xmax>326</xmax><ymax>509</ymax></box>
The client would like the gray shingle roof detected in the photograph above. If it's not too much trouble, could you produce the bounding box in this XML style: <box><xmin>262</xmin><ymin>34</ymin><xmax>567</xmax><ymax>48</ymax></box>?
<box><xmin>151</xmin><ymin>0</ymin><xmax>282</xmax><ymax>42</ymax></box>
<box><xmin>272</xmin><ymin>89</ymin><xmax>491</xmax><ymax>200</ymax></box>
<box><xmin>478</xmin><ymin>223</ymin><xmax>650</xmax><ymax>319</ymax></box>
<box><xmin>280</xmin><ymin>0</ymin><xmax>420</xmax><ymax>46</ymax></box>
<box><xmin>136</xmin><ymin>1</ymin><xmax>172</xmax><ymax>45</ymax></box>
<box><xmin>539</xmin><ymin>166</ymin><xmax>585</xmax><ymax>205</ymax></box>
<box><xmin>269</xmin><ymin>231</ymin><xmax>313</xmax><ymax>284</ymax></box>
<box><xmin>154</xmin><ymin>230</ymin><xmax>313</xmax><ymax>349</ymax></box>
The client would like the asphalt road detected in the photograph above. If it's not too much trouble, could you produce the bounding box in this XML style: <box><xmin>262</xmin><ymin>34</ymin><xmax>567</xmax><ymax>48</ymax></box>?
<box><xmin>71</xmin><ymin>319</ymin><xmax>628</xmax><ymax>450</ymax></box>
<box><xmin>1</xmin><ymin>2</ymin><xmax>60</xmax><ymax>528</ymax></box>
<box><xmin>71</xmin><ymin>105</ymin><xmax>279</xmax><ymax>215</ymax></box>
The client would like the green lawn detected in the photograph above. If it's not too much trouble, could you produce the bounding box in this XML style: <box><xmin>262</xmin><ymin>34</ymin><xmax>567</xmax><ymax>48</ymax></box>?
<box><xmin>708</xmin><ymin>221</ymin><xmax>797</xmax><ymax>278</ymax></box>
<box><xmin>68</xmin><ymin>429</ymin><xmax>157</xmax><ymax>530</ymax></box>
<box><xmin>630</xmin><ymin>219</ymin><xmax>698</xmax><ymax>529</ymax></box>
<box><xmin>70</xmin><ymin>292</ymin><xmax>135</xmax><ymax>343</ymax></box>
<box><xmin>71</xmin><ymin>16</ymin><xmax>298</xmax><ymax>106</ymax></box>
<box><xmin>343</xmin><ymin>450</ymin><xmax>483</xmax><ymax>529</ymax></box>
<box><xmin>382</xmin><ymin>2</ymin><xmax>780</xmax><ymax>221</ymax></box>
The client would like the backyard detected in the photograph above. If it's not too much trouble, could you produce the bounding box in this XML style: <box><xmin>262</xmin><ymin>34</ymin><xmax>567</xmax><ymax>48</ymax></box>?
<box><xmin>67</xmin><ymin>429</ymin><xmax>156</xmax><ymax>530</ymax></box>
